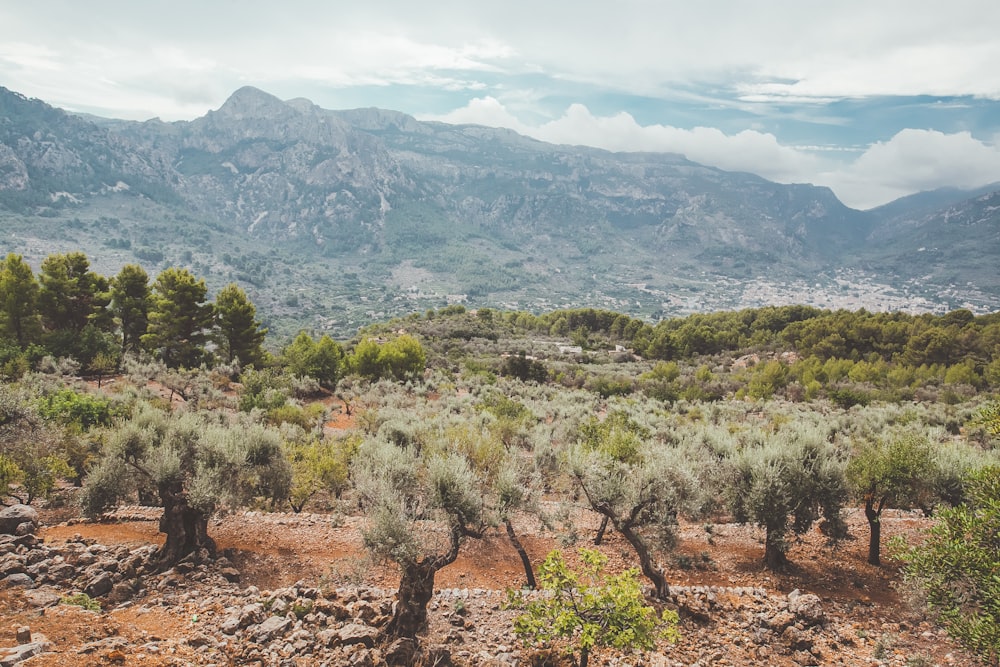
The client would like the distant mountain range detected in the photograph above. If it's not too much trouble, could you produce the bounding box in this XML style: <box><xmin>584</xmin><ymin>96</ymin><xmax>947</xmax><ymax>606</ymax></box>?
<box><xmin>0</xmin><ymin>85</ymin><xmax>997</xmax><ymax>339</ymax></box>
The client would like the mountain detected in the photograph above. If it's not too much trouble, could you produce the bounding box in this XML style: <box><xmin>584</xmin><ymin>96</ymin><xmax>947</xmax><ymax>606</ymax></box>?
<box><xmin>0</xmin><ymin>85</ymin><xmax>996</xmax><ymax>338</ymax></box>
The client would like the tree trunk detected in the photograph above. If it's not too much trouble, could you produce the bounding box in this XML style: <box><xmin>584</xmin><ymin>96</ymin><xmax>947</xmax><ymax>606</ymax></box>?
<box><xmin>865</xmin><ymin>500</ymin><xmax>881</xmax><ymax>566</ymax></box>
<box><xmin>579</xmin><ymin>646</ymin><xmax>590</xmax><ymax>667</ymax></box>
<box><xmin>505</xmin><ymin>519</ymin><xmax>536</xmax><ymax>589</ymax></box>
<box><xmin>764</xmin><ymin>527</ymin><xmax>788</xmax><ymax>570</ymax></box>
<box><xmin>613</xmin><ymin>519</ymin><xmax>670</xmax><ymax>599</ymax></box>
<box><xmin>385</xmin><ymin>560</ymin><xmax>438</xmax><ymax>639</ymax></box>
<box><xmin>593</xmin><ymin>515</ymin><xmax>609</xmax><ymax>545</ymax></box>
<box><xmin>157</xmin><ymin>483</ymin><xmax>215</xmax><ymax>567</ymax></box>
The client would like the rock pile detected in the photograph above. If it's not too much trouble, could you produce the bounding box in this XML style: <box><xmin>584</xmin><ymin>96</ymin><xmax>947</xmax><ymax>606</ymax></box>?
<box><xmin>0</xmin><ymin>522</ymin><xmax>973</xmax><ymax>667</ymax></box>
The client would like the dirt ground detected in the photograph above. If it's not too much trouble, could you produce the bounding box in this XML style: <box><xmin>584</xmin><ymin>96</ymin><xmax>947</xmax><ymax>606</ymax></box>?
<box><xmin>0</xmin><ymin>504</ymin><xmax>960</xmax><ymax>667</ymax></box>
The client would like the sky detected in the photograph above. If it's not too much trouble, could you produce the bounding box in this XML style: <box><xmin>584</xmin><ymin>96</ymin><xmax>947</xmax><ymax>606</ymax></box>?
<box><xmin>2</xmin><ymin>1</ymin><xmax>999</xmax><ymax>209</ymax></box>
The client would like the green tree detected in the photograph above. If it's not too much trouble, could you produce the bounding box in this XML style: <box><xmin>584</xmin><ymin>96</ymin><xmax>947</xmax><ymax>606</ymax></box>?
<box><xmin>214</xmin><ymin>283</ymin><xmax>267</xmax><ymax>367</ymax></box>
<box><xmin>380</xmin><ymin>334</ymin><xmax>426</xmax><ymax>381</ymax></box>
<box><xmin>0</xmin><ymin>253</ymin><xmax>41</xmax><ymax>348</ymax></box>
<box><xmin>37</xmin><ymin>252</ymin><xmax>111</xmax><ymax>336</ymax></box>
<box><xmin>846</xmin><ymin>433</ymin><xmax>936</xmax><ymax>565</ymax></box>
<box><xmin>284</xmin><ymin>436</ymin><xmax>359</xmax><ymax>512</ymax></box>
<box><xmin>348</xmin><ymin>335</ymin><xmax>426</xmax><ymax>382</ymax></box>
<box><xmin>726</xmin><ymin>427</ymin><xmax>847</xmax><ymax>570</ymax></box>
<box><xmin>283</xmin><ymin>331</ymin><xmax>344</xmax><ymax>389</ymax></box>
<box><xmin>81</xmin><ymin>403</ymin><xmax>291</xmax><ymax>567</ymax></box>
<box><xmin>110</xmin><ymin>264</ymin><xmax>150</xmax><ymax>359</ymax></box>
<box><xmin>897</xmin><ymin>466</ymin><xmax>1000</xmax><ymax>666</ymax></box>
<box><xmin>353</xmin><ymin>437</ymin><xmax>486</xmax><ymax>640</ymax></box>
<box><xmin>141</xmin><ymin>268</ymin><xmax>214</xmax><ymax>368</ymax></box>
<box><xmin>349</xmin><ymin>337</ymin><xmax>384</xmax><ymax>379</ymax></box>
<box><xmin>0</xmin><ymin>385</ymin><xmax>76</xmax><ymax>505</ymax></box>
<box><xmin>571</xmin><ymin>412</ymin><xmax>701</xmax><ymax>598</ymax></box>
<box><xmin>509</xmin><ymin>548</ymin><xmax>679</xmax><ymax>667</ymax></box>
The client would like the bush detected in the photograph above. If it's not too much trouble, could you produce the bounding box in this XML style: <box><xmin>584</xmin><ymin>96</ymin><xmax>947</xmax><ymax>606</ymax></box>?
<box><xmin>508</xmin><ymin>548</ymin><xmax>679</xmax><ymax>667</ymax></box>
<box><xmin>896</xmin><ymin>466</ymin><xmax>1000</xmax><ymax>666</ymax></box>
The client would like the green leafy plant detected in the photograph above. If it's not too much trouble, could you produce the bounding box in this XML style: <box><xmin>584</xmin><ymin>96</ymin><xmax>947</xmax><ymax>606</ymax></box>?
<box><xmin>60</xmin><ymin>593</ymin><xmax>100</xmax><ymax>611</ymax></box>
<box><xmin>895</xmin><ymin>466</ymin><xmax>1000</xmax><ymax>667</ymax></box>
<box><xmin>508</xmin><ymin>548</ymin><xmax>679</xmax><ymax>667</ymax></box>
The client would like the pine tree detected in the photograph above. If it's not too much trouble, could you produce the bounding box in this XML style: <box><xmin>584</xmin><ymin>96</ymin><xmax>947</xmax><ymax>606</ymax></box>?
<box><xmin>0</xmin><ymin>253</ymin><xmax>41</xmax><ymax>348</ymax></box>
<box><xmin>110</xmin><ymin>264</ymin><xmax>150</xmax><ymax>359</ymax></box>
<box><xmin>141</xmin><ymin>268</ymin><xmax>213</xmax><ymax>368</ymax></box>
<box><xmin>214</xmin><ymin>283</ymin><xmax>266</xmax><ymax>367</ymax></box>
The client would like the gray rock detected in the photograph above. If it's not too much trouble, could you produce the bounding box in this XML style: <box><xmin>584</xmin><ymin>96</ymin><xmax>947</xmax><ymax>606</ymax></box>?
<box><xmin>239</xmin><ymin>602</ymin><xmax>267</xmax><ymax>628</ymax></box>
<box><xmin>0</xmin><ymin>640</ymin><xmax>48</xmax><ymax>666</ymax></box>
<box><xmin>383</xmin><ymin>637</ymin><xmax>417</xmax><ymax>666</ymax></box>
<box><xmin>2</xmin><ymin>573</ymin><xmax>34</xmax><ymax>588</ymax></box>
<box><xmin>254</xmin><ymin>615</ymin><xmax>292</xmax><ymax>641</ymax></box>
<box><xmin>83</xmin><ymin>572</ymin><xmax>113</xmax><ymax>597</ymax></box>
<box><xmin>337</xmin><ymin>623</ymin><xmax>377</xmax><ymax>648</ymax></box>
<box><xmin>787</xmin><ymin>590</ymin><xmax>825</xmax><ymax>626</ymax></box>
<box><xmin>0</xmin><ymin>505</ymin><xmax>38</xmax><ymax>535</ymax></box>
<box><xmin>21</xmin><ymin>588</ymin><xmax>60</xmax><ymax>608</ymax></box>
<box><xmin>220</xmin><ymin>615</ymin><xmax>241</xmax><ymax>636</ymax></box>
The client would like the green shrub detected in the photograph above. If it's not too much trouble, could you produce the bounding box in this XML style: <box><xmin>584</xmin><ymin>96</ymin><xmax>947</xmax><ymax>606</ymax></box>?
<box><xmin>508</xmin><ymin>548</ymin><xmax>679</xmax><ymax>667</ymax></box>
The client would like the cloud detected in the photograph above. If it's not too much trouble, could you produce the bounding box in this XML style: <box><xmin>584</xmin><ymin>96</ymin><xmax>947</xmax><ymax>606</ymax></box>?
<box><xmin>425</xmin><ymin>98</ymin><xmax>823</xmax><ymax>185</ymax></box>
<box><xmin>822</xmin><ymin>130</ymin><xmax>1000</xmax><ymax>208</ymax></box>
<box><xmin>426</xmin><ymin>98</ymin><xmax>1000</xmax><ymax>210</ymax></box>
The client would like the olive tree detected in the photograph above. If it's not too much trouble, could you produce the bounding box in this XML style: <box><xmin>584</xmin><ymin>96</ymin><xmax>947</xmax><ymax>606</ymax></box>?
<box><xmin>353</xmin><ymin>436</ymin><xmax>486</xmax><ymax>640</ymax></box>
<box><xmin>0</xmin><ymin>385</ymin><xmax>75</xmax><ymax>506</ymax></box>
<box><xmin>81</xmin><ymin>403</ymin><xmax>291</xmax><ymax>567</ymax></box>
<box><xmin>569</xmin><ymin>412</ymin><xmax>703</xmax><ymax>599</ymax></box>
<box><xmin>726</xmin><ymin>425</ymin><xmax>847</xmax><ymax>570</ymax></box>
<box><xmin>846</xmin><ymin>432</ymin><xmax>936</xmax><ymax>565</ymax></box>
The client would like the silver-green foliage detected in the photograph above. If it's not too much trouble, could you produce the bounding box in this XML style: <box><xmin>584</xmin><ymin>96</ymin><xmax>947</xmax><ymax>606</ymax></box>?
<box><xmin>81</xmin><ymin>402</ymin><xmax>291</xmax><ymax>517</ymax></box>
<box><xmin>726</xmin><ymin>424</ymin><xmax>847</xmax><ymax>568</ymax></box>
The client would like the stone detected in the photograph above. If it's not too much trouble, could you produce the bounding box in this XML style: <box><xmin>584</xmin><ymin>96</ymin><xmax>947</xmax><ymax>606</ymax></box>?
<box><xmin>84</xmin><ymin>572</ymin><xmax>114</xmax><ymax>598</ymax></box>
<box><xmin>239</xmin><ymin>603</ymin><xmax>267</xmax><ymax>628</ymax></box>
<box><xmin>383</xmin><ymin>637</ymin><xmax>417</xmax><ymax>666</ymax></box>
<box><xmin>107</xmin><ymin>580</ymin><xmax>138</xmax><ymax>604</ymax></box>
<box><xmin>337</xmin><ymin>623</ymin><xmax>378</xmax><ymax>648</ymax></box>
<box><xmin>787</xmin><ymin>591</ymin><xmax>826</xmax><ymax>626</ymax></box>
<box><xmin>254</xmin><ymin>615</ymin><xmax>292</xmax><ymax>641</ymax></box>
<box><xmin>220</xmin><ymin>567</ymin><xmax>241</xmax><ymax>583</ymax></box>
<box><xmin>0</xmin><ymin>641</ymin><xmax>46</xmax><ymax>667</ymax></box>
<box><xmin>0</xmin><ymin>505</ymin><xmax>38</xmax><ymax>535</ymax></box>
<box><xmin>220</xmin><ymin>615</ymin><xmax>241</xmax><ymax>635</ymax></box>
<box><xmin>21</xmin><ymin>588</ymin><xmax>60</xmax><ymax>608</ymax></box>
<box><xmin>766</xmin><ymin>611</ymin><xmax>796</xmax><ymax>632</ymax></box>
<box><xmin>15</xmin><ymin>627</ymin><xmax>30</xmax><ymax>644</ymax></box>
<box><xmin>1</xmin><ymin>573</ymin><xmax>33</xmax><ymax>588</ymax></box>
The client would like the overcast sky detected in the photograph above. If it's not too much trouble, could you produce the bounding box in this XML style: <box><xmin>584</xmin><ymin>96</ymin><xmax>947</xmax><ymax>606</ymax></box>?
<box><xmin>2</xmin><ymin>1</ymin><xmax>999</xmax><ymax>209</ymax></box>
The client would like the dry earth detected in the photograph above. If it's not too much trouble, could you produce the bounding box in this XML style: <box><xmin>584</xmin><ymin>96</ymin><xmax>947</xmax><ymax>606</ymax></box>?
<box><xmin>0</xmin><ymin>501</ymin><xmax>981</xmax><ymax>667</ymax></box>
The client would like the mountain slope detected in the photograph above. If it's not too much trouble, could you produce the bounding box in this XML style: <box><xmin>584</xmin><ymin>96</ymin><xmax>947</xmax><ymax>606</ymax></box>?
<box><xmin>0</xmin><ymin>84</ymin><xmax>995</xmax><ymax>338</ymax></box>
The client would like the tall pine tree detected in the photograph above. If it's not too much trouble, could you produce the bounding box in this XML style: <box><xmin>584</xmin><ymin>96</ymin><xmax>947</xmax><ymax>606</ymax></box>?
<box><xmin>142</xmin><ymin>268</ymin><xmax>213</xmax><ymax>368</ymax></box>
<box><xmin>214</xmin><ymin>283</ymin><xmax>266</xmax><ymax>367</ymax></box>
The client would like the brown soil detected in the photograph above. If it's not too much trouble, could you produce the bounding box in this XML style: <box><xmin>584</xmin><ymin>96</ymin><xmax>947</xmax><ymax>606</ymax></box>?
<box><xmin>0</xmin><ymin>506</ymin><xmax>963</xmax><ymax>667</ymax></box>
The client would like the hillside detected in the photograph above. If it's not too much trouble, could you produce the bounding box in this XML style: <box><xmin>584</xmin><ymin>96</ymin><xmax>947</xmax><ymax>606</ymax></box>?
<box><xmin>1</xmin><ymin>85</ymin><xmax>998</xmax><ymax>340</ymax></box>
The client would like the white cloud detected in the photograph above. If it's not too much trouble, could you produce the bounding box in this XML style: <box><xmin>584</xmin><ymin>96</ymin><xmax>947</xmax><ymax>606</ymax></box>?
<box><xmin>822</xmin><ymin>130</ymin><xmax>1000</xmax><ymax>208</ymax></box>
<box><xmin>427</xmin><ymin>99</ymin><xmax>1000</xmax><ymax>209</ymax></box>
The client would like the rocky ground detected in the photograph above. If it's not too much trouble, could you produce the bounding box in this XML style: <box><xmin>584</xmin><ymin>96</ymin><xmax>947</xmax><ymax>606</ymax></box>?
<box><xmin>0</xmin><ymin>502</ymin><xmax>981</xmax><ymax>667</ymax></box>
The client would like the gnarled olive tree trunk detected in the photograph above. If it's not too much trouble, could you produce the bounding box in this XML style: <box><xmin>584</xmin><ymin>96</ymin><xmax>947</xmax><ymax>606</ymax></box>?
<box><xmin>157</xmin><ymin>481</ymin><xmax>216</xmax><ymax>567</ymax></box>
<box><xmin>384</xmin><ymin>525</ymin><xmax>462</xmax><ymax>640</ymax></box>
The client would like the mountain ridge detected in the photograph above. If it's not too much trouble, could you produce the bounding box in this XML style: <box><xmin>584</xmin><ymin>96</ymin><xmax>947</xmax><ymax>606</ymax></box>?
<box><xmin>0</xmin><ymin>84</ymin><xmax>996</xmax><ymax>338</ymax></box>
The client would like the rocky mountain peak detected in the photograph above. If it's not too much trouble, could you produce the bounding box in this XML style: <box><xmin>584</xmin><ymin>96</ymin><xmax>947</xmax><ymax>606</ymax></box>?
<box><xmin>214</xmin><ymin>86</ymin><xmax>294</xmax><ymax>122</ymax></box>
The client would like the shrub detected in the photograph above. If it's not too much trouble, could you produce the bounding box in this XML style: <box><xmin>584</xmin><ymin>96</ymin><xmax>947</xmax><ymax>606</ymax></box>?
<box><xmin>896</xmin><ymin>466</ymin><xmax>1000</xmax><ymax>666</ymax></box>
<box><xmin>508</xmin><ymin>548</ymin><xmax>679</xmax><ymax>667</ymax></box>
